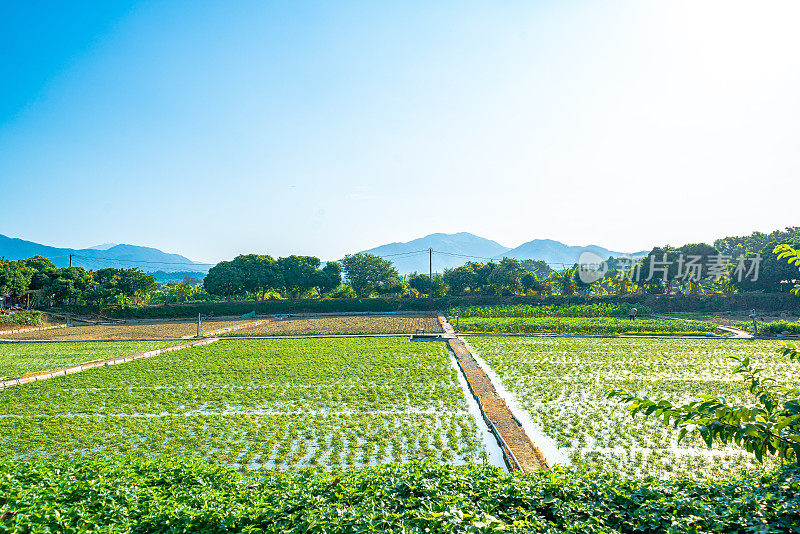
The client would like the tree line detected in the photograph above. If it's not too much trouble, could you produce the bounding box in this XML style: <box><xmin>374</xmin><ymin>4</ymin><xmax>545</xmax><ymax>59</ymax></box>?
<box><xmin>2</xmin><ymin>232</ymin><xmax>797</xmax><ymax>308</ymax></box>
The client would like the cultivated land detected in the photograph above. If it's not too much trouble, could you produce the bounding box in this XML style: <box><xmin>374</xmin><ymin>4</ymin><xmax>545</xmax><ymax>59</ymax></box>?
<box><xmin>0</xmin><ymin>341</ymin><xmax>183</xmax><ymax>379</ymax></box>
<box><xmin>2</xmin><ymin>317</ymin><xmax>258</xmax><ymax>340</ymax></box>
<box><xmin>458</xmin><ymin>316</ymin><xmax>716</xmax><ymax>336</ymax></box>
<box><xmin>467</xmin><ymin>337</ymin><xmax>798</xmax><ymax>479</ymax></box>
<box><xmin>0</xmin><ymin>338</ymin><xmax>483</xmax><ymax>468</ymax></box>
<box><xmin>224</xmin><ymin>314</ymin><xmax>443</xmax><ymax>336</ymax></box>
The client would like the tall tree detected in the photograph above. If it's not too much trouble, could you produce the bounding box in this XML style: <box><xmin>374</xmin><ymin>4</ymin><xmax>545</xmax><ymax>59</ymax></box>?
<box><xmin>277</xmin><ymin>256</ymin><xmax>321</xmax><ymax>298</ymax></box>
<box><xmin>340</xmin><ymin>253</ymin><xmax>400</xmax><ymax>298</ymax></box>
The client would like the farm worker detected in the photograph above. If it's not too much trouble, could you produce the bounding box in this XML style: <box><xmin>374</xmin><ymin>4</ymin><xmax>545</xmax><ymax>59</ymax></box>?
<box><xmin>629</xmin><ymin>307</ymin><xmax>637</xmax><ymax>321</ymax></box>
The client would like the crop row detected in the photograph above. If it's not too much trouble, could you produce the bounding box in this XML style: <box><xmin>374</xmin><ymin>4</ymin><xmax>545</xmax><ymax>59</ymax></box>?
<box><xmin>0</xmin><ymin>413</ymin><xmax>482</xmax><ymax>468</ymax></box>
<box><xmin>5</xmin><ymin>318</ymin><xmax>259</xmax><ymax>340</ymax></box>
<box><xmin>468</xmin><ymin>337</ymin><xmax>797</xmax><ymax>479</ymax></box>
<box><xmin>0</xmin><ymin>340</ymin><xmax>182</xmax><ymax>380</ymax></box>
<box><xmin>450</xmin><ymin>303</ymin><xmax>651</xmax><ymax>318</ymax></box>
<box><xmin>0</xmin><ymin>338</ymin><xmax>484</xmax><ymax>468</ymax></box>
<box><xmin>226</xmin><ymin>314</ymin><xmax>442</xmax><ymax>336</ymax></box>
<box><xmin>734</xmin><ymin>319</ymin><xmax>800</xmax><ymax>335</ymax></box>
<box><xmin>458</xmin><ymin>316</ymin><xmax>715</xmax><ymax>335</ymax></box>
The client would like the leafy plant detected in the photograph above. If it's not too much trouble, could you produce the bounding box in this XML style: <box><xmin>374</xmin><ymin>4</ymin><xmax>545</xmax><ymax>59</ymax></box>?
<box><xmin>608</xmin><ymin>343</ymin><xmax>800</xmax><ymax>464</ymax></box>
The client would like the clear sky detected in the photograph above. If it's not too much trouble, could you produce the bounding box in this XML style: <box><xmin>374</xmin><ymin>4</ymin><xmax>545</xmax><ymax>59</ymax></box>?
<box><xmin>1</xmin><ymin>0</ymin><xmax>799</xmax><ymax>263</ymax></box>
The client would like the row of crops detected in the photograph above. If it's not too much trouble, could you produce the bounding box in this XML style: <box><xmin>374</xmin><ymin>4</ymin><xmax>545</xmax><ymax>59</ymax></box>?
<box><xmin>450</xmin><ymin>303</ymin><xmax>651</xmax><ymax>318</ymax></box>
<box><xmin>0</xmin><ymin>340</ymin><xmax>182</xmax><ymax>380</ymax></box>
<box><xmin>467</xmin><ymin>337</ymin><xmax>798</xmax><ymax>480</ymax></box>
<box><xmin>0</xmin><ymin>338</ymin><xmax>485</xmax><ymax>468</ymax></box>
<box><xmin>735</xmin><ymin>319</ymin><xmax>800</xmax><ymax>335</ymax></box>
<box><xmin>458</xmin><ymin>316</ymin><xmax>716</xmax><ymax>335</ymax></box>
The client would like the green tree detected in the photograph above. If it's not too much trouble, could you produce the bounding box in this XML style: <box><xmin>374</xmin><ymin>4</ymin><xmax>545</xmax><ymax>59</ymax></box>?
<box><xmin>203</xmin><ymin>260</ymin><xmax>244</xmax><ymax>299</ymax></box>
<box><xmin>315</xmin><ymin>262</ymin><xmax>342</xmax><ymax>296</ymax></box>
<box><xmin>231</xmin><ymin>255</ymin><xmax>283</xmax><ymax>297</ymax></box>
<box><xmin>340</xmin><ymin>253</ymin><xmax>400</xmax><ymax>298</ymax></box>
<box><xmin>487</xmin><ymin>258</ymin><xmax>525</xmax><ymax>295</ymax></box>
<box><xmin>277</xmin><ymin>256</ymin><xmax>320</xmax><ymax>298</ymax></box>
<box><xmin>443</xmin><ymin>263</ymin><xmax>478</xmax><ymax>295</ymax></box>
<box><xmin>0</xmin><ymin>260</ymin><xmax>31</xmax><ymax>298</ymax></box>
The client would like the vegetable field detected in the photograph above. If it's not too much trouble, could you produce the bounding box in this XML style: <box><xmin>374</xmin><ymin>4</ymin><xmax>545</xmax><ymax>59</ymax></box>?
<box><xmin>4</xmin><ymin>318</ymin><xmax>259</xmax><ymax>340</ymax></box>
<box><xmin>0</xmin><ymin>338</ymin><xmax>483</xmax><ymax>468</ymax></box>
<box><xmin>451</xmin><ymin>303</ymin><xmax>650</xmax><ymax>318</ymax></box>
<box><xmin>225</xmin><ymin>314</ymin><xmax>442</xmax><ymax>336</ymax></box>
<box><xmin>0</xmin><ymin>341</ymin><xmax>182</xmax><ymax>379</ymax></box>
<box><xmin>467</xmin><ymin>337</ymin><xmax>798</xmax><ymax>479</ymax></box>
<box><xmin>458</xmin><ymin>316</ymin><xmax>716</xmax><ymax>336</ymax></box>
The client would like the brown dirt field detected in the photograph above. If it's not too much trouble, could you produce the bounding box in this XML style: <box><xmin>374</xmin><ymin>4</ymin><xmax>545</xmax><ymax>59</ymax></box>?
<box><xmin>3</xmin><ymin>318</ymin><xmax>258</xmax><ymax>340</ymax></box>
<box><xmin>224</xmin><ymin>314</ymin><xmax>443</xmax><ymax>336</ymax></box>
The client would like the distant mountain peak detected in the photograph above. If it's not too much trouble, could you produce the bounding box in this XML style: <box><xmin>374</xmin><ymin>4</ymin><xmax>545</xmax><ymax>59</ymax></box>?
<box><xmin>88</xmin><ymin>242</ymin><xmax>118</xmax><ymax>250</ymax></box>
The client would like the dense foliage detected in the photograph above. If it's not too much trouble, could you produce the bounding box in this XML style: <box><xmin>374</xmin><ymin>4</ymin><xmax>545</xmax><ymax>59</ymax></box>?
<box><xmin>0</xmin><ymin>458</ymin><xmax>797</xmax><ymax>533</ymax></box>
<box><xmin>0</xmin><ymin>310</ymin><xmax>42</xmax><ymax>327</ymax></box>
<box><xmin>340</xmin><ymin>253</ymin><xmax>401</xmax><ymax>297</ymax></box>
<box><xmin>735</xmin><ymin>319</ymin><xmax>800</xmax><ymax>336</ymax></box>
<box><xmin>204</xmin><ymin>254</ymin><xmax>341</xmax><ymax>299</ymax></box>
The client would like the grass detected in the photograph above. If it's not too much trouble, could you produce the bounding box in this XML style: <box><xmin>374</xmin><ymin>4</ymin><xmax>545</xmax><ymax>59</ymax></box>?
<box><xmin>458</xmin><ymin>316</ymin><xmax>716</xmax><ymax>335</ymax></box>
<box><xmin>0</xmin><ymin>338</ymin><xmax>483</xmax><ymax>468</ymax></box>
<box><xmin>467</xmin><ymin>337</ymin><xmax>798</xmax><ymax>479</ymax></box>
<box><xmin>0</xmin><ymin>340</ymin><xmax>183</xmax><ymax>379</ymax></box>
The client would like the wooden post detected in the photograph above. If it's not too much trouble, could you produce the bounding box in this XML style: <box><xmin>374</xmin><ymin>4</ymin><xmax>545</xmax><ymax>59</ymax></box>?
<box><xmin>197</xmin><ymin>313</ymin><xmax>201</xmax><ymax>337</ymax></box>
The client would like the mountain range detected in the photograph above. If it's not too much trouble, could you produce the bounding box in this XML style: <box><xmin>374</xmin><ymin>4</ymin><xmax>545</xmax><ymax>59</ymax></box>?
<box><xmin>359</xmin><ymin>232</ymin><xmax>649</xmax><ymax>274</ymax></box>
<box><xmin>0</xmin><ymin>234</ymin><xmax>209</xmax><ymax>274</ymax></box>
<box><xmin>0</xmin><ymin>232</ymin><xmax>649</xmax><ymax>277</ymax></box>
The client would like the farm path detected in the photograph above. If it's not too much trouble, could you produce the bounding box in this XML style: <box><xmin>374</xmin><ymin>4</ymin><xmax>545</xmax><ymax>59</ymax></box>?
<box><xmin>440</xmin><ymin>316</ymin><xmax>548</xmax><ymax>472</ymax></box>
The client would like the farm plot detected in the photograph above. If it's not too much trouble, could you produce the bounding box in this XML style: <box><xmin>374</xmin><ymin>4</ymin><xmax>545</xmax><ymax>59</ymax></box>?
<box><xmin>0</xmin><ymin>341</ymin><xmax>183</xmax><ymax>380</ymax></box>
<box><xmin>3</xmin><ymin>318</ymin><xmax>258</xmax><ymax>340</ymax></box>
<box><xmin>458</xmin><ymin>316</ymin><xmax>716</xmax><ymax>336</ymax></box>
<box><xmin>467</xmin><ymin>337</ymin><xmax>798</xmax><ymax>479</ymax></box>
<box><xmin>224</xmin><ymin>314</ymin><xmax>442</xmax><ymax>336</ymax></box>
<box><xmin>0</xmin><ymin>338</ymin><xmax>483</xmax><ymax>469</ymax></box>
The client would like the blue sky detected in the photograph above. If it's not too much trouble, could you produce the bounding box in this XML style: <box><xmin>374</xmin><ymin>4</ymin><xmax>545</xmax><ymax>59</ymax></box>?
<box><xmin>1</xmin><ymin>1</ymin><xmax>799</xmax><ymax>263</ymax></box>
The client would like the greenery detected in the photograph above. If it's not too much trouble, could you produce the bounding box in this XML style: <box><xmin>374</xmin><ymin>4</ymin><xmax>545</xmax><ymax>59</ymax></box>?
<box><xmin>340</xmin><ymin>253</ymin><xmax>401</xmax><ymax>298</ymax></box>
<box><xmin>0</xmin><ymin>457</ymin><xmax>797</xmax><ymax>533</ymax></box>
<box><xmin>458</xmin><ymin>316</ymin><xmax>715</xmax><ymax>336</ymax></box>
<box><xmin>735</xmin><ymin>319</ymin><xmax>800</xmax><ymax>336</ymax></box>
<box><xmin>0</xmin><ymin>339</ymin><xmax>483</xmax><ymax>468</ymax></box>
<box><xmin>451</xmin><ymin>303</ymin><xmax>651</xmax><ymax>318</ymax></box>
<box><xmin>0</xmin><ymin>341</ymin><xmax>182</xmax><ymax>379</ymax></box>
<box><xmin>468</xmin><ymin>337</ymin><xmax>796</xmax><ymax>478</ymax></box>
<box><xmin>203</xmin><ymin>254</ymin><xmax>341</xmax><ymax>299</ymax></box>
<box><xmin>0</xmin><ymin>310</ymin><xmax>42</xmax><ymax>327</ymax></box>
<box><xmin>609</xmin><ymin>342</ymin><xmax>800</xmax><ymax>465</ymax></box>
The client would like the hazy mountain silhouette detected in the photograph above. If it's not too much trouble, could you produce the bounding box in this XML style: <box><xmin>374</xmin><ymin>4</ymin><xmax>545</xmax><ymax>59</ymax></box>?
<box><xmin>0</xmin><ymin>234</ymin><xmax>208</xmax><ymax>273</ymax></box>
<box><xmin>360</xmin><ymin>232</ymin><xmax>647</xmax><ymax>273</ymax></box>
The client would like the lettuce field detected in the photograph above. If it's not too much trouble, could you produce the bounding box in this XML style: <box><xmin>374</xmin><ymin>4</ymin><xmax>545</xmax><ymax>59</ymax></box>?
<box><xmin>458</xmin><ymin>316</ymin><xmax>716</xmax><ymax>335</ymax></box>
<box><xmin>467</xmin><ymin>337</ymin><xmax>798</xmax><ymax>479</ymax></box>
<box><xmin>0</xmin><ymin>340</ymin><xmax>182</xmax><ymax>380</ymax></box>
<box><xmin>0</xmin><ymin>338</ymin><xmax>484</xmax><ymax>468</ymax></box>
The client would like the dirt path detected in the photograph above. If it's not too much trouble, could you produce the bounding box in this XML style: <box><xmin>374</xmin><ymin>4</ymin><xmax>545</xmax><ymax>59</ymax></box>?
<box><xmin>439</xmin><ymin>317</ymin><xmax>547</xmax><ymax>472</ymax></box>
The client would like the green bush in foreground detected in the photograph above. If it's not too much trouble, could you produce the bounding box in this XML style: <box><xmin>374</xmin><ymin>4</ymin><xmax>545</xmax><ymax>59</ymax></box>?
<box><xmin>0</xmin><ymin>458</ymin><xmax>797</xmax><ymax>533</ymax></box>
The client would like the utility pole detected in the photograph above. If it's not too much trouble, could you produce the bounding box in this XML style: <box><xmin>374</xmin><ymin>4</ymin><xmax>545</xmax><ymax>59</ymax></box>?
<box><xmin>69</xmin><ymin>254</ymin><xmax>73</xmax><ymax>268</ymax></box>
<box><xmin>429</xmin><ymin>248</ymin><xmax>432</xmax><ymax>281</ymax></box>
<box><xmin>197</xmin><ymin>312</ymin><xmax>202</xmax><ymax>338</ymax></box>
